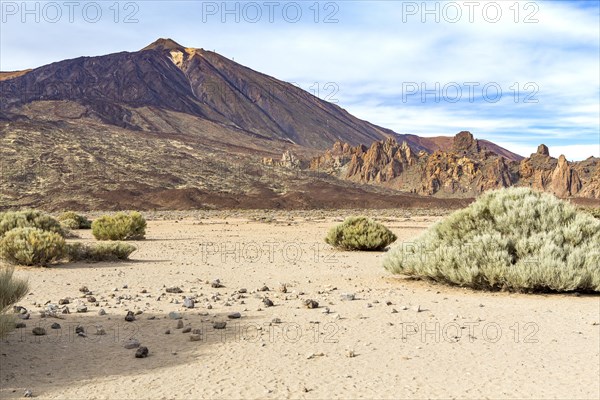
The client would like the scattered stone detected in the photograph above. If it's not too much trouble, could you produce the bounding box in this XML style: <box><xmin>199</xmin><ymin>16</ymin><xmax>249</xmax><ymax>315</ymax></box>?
<box><xmin>190</xmin><ymin>334</ymin><xmax>202</xmax><ymax>341</ymax></box>
<box><xmin>75</xmin><ymin>325</ymin><xmax>85</xmax><ymax>334</ymax></box>
<box><xmin>182</xmin><ymin>327</ymin><xmax>191</xmax><ymax>333</ymax></box>
<box><xmin>206</xmin><ymin>303</ymin><xmax>213</xmax><ymax>310</ymax></box>
<box><xmin>279</xmin><ymin>284</ymin><xmax>287</xmax><ymax>293</ymax></box>
<box><xmin>176</xmin><ymin>320</ymin><xmax>184</xmax><ymax>329</ymax></box>
<box><xmin>304</xmin><ymin>299</ymin><xmax>319</xmax><ymax>309</ymax></box>
<box><xmin>17</xmin><ymin>313</ymin><xmax>30</xmax><ymax>320</ymax></box>
<box><xmin>79</xmin><ymin>286</ymin><xmax>89</xmax><ymax>293</ymax></box>
<box><xmin>238</xmin><ymin>288</ymin><xmax>247</xmax><ymax>294</ymax></box>
<box><xmin>306</xmin><ymin>352</ymin><xmax>324</xmax><ymax>360</ymax></box>
<box><xmin>391</xmin><ymin>309</ymin><xmax>398</xmax><ymax>314</ymax></box>
<box><xmin>147</xmin><ymin>316</ymin><xmax>155</xmax><ymax>320</ymax></box>
<box><xmin>213</xmin><ymin>322</ymin><xmax>227</xmax><ymax>329</ymax></box>
<box><xmin>125</xmin><ymin>311</ymin><xmax>135</xmax><ymax>322</ymax></box>
<box><xmin>135</xmin><ymin>346</ymin><xmax>149</xmax><ymax>358</ymax></box>
<box><xmin>15</xmin><ymin>322</ymin><xmax>26</xmax><ymax>329</ymax></box>
<box><xmin>24</xmin><ymin>389</ymin><xmax>33</xmax><ymax>398</ymax></box>
<box><xmin>322</xmin><ymin>307</ymin><xmax>330</xmax><ymax>314</ymax></box>
<box><xmin>123</xmin><ymin>338</ymin><xmax>140</xmax><ymax>349</ymax></box>
<box><xmin>386</xmin><ymin>301</ymin><xmax>393</xmax><ymax>306</ymax></box>
<box><xmin>183</xmin><ymin>298</ymin><xmax>195</xmax><ymax>308</ymax></box>
<box><xmin>135</xmin><ymin>310</ymin><xmax>143</xmax><ymax>315</ymax></box>
<box><xmin>87</xmin><ymin>296</ymin><xmax>96</xmax><ymax>303</ymax></box>
<box><xmin>259</xmin><ymin>285</ymin><xmax>269</xmax><ymax>292</ymax></box>
<box><xmin>166</xmin><ymin>287</ymin><xmax>183</xmax><ymax>294</ymax></box>
<box><xmin>50</xmin><ymin>323</ymin><xmax>61</xmax><ymax>329</ymax></box>
<box><xmin>228</xmin><ymin>312</ymin><xmax>241</xmax><ymax>319</ymax></box>
<box><xmin>192</xmin><ymin>328</ymin><xmax>202</xmax><ymax>334</ymax></box>
<box><xmin>263</xmin><ymin>298</ymin><xmax>274</xmax><ymax>307</ymax></box>
<box><xmin>341</xmin><ymin>293</ymin><xmax>355</xmax><ymax>301</ymax></box>
<box><xmin>76</xmin><ymin>304</ymin><xmax>87</xmax><ymax>313</ymax></box>
<box><xmin>58</xmin><ymin>298</ymin><xmax>70</xmax><ymax>305</ymax></box>
<box><xmin>164</xmin><ymin>329</ymin><xmax>171</xmax><ymax>334</ymax></box>
<box><xmin>272</xmin><ymin>318</ymin><xmax>282</xmax><ymax>324</ymax></box>
<box><xmin>32</xmin><ymin>327</ymin><xmax>46</xmax><ymax>336</ymax></box>
<box><xmin>14</xmin><ymin>306</ymin><xmax>27</xmax><ymax>314</ymax></box>
<box><xmin>98</xmin><ymin>309</ymin><xmax>106</xmax><ymax>316</ymax></box>
<box><xmin>211</xmin><ymin>279</ymin><xmax>223</xmax><ymax>288</ymax></box>
<box><xmin>415</xmin><ymin>305</ymin><xmax>422</xmax><ymax>313</ymax></box>
<box><xmin>168</xmin><ymin>311</ymin><xmax>182</xmax><ymax>320</ymax></box>
<box><xmin>366</xmin><ymin>303</ymin><xmax>372</xmax><ymax>308</ymax></box>
<box><xmin>61</xmin><ymin>306</ymin><xmax>70</xmax><ymax>314</ymax></box>
<box><xmin>346</xmin><ymin>350</ymin><xmax>356</xmax><ymax>358</ymax></box>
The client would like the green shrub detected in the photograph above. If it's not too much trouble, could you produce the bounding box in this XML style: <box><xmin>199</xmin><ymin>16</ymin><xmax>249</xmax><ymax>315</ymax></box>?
<box><xmin>0</xmin><ymin>267</ymin><xmax>29</xmax><ymax>337</ymax></box>
<box><xmin>0</xmin><ymin>210</ymin><xmax>65</xmax><ymax>238</ymax></box>
<box><xmin>58</xmin><ymin>211</ymin><xmax>92</xmax><ymax>229</ymax></box>
<box><xmin>91</xmin><ymin>212</ymin><xmax>146</xmax><ymax>241</ymax></box>
<box><xmin>583</xmin><ymin>207</ymin><xmax>600</xmax><ymax>219</ymax></box>
<box><xmin>383</xmin><ymin>188</ymin><xmax>600</xmax><ymax>292</ymax></box>
<box><xmin>325</xmin><ymin>216</ymin><xmax>397</xmax><ymax>251</ymax></box>
<box><xmin>0</xmin><ymin>227</ymin><xmax>66</xmax><ymax>266</ymax></box>
<box><xmin>66</xmin><ymin>242</ymin><xmax>136</xmax><ymax>262</ymax></box>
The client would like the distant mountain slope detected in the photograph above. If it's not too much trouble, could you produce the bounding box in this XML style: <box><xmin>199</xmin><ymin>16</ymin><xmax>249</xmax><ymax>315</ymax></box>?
<box><xmin>0</xmin><ymin>38</ymin><xmax>558</xmax><ymax>210</ymax></box>
<box><xmin>0</xmin><ymin>38</ymin><xmax>396</xmax><ymax>149</ymax></box>
<box><xmin>0</xmin><ymin>38</ymin><xmax>523</xmax><ymax>158</ymax></box>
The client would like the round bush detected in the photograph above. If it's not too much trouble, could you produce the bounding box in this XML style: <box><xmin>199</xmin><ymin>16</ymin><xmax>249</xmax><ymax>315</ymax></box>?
<box><xmin>325</xmin><ymin>216</ymin><xmax>397</xmax><ymax>251</ymax></box>
<box><xmin>91</xmin><ymin>212</ymin><xmax>146</xmax><ymax>241</ymax></box>
<box><xmin>383</xmin><ymin>188</ymin><xmax>600</xmax><ymax>292</ymax></box>
<box><xmin>0</xmin><ymin>228</ymin><xmax>66</xmax><ymax>266</ymax></box>
<box><xmin>58</xmin><ymin>211</ymin><xmax>92</xmax><ymax>229</ymax></box>
<box><xmin>0</xmin><ymin>210</ymin><xmax>65</xmax><ymax>238</ymax></box>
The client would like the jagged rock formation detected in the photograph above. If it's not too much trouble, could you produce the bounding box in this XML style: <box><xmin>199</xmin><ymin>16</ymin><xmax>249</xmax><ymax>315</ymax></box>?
<box><xmin>312</xmin><ymin>132</ymin><xmax>599</xmax><ymax>199</ymax></box>
<box><xmin>262</xmin><ymin>150</ymin><xmax>302</xmax><ymax>169</ymax></box>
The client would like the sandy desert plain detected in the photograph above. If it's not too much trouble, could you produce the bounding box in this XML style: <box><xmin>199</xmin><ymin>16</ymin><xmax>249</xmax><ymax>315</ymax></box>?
<box><xmin>0</xmin><ymin>209</ymin><xmax>599</xmax><ymax>399</ymax></box>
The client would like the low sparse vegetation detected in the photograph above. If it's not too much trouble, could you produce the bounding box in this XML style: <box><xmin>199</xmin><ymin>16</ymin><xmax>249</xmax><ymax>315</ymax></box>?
<box><xmin>66</xmin><ymin>242</ymin><xmax>136</xmax><ymax>262</ymax></box>
<box><xmin>91</xmin><ymin>212</ymin><xmax>146</xmax><ymax>241</ymax></box>
<box><xmin>383</xmin><ymin>188</ymin><xmax>600</xmax><ymax>292</ymax></box>
<box><xmin>0</xmin><ymin>210</ymin><xmax>65</xmax><ymax>238</ymax></box>
<box><xmin>0</xmin><ymin>267</ymin><xmax>29</xmax><ymax>337</ymax></box>
<box><xmin>0</xmin><ymin>227</ymin><xmax>66</xmax><ymax>267</ymax></box>
<box><xmin>58</xmin><ymin>211</ymin><xmax>92</xmax><ymax>229</ymax></box>
<box><xmin>325</xmin><ymin>216</ymin><xmax>397</xmax><ymax>251</ymax></box>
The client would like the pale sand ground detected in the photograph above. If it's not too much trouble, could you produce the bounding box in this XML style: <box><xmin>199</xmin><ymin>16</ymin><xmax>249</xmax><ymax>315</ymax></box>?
<box><xmin>1</xmin><ymin>215</ymin><xmax>599</xmax><ymax>399</ymax></box>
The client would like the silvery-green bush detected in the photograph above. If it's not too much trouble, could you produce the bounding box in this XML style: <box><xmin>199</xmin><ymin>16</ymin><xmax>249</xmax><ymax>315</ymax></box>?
<box><xmin>0</xmin><ymin>210</ymin><xmax>65</xmax><ymax>238</ymax></box>
<box><xmin>325</xmin><ymin>216</ymin><xmax>397</xmax><ymax>251</ymax></box>
<box><xmin>0</xmin><ymin>267</ymin><xmax>28</xmax><ymax>337</ymax></box>
<box><xmin>0</xmin><ymin>227</ymin><xmax>66</xmax><ymax>266</ymax></box>
<box><xmin>67</xmin><ymin>242</ymin><xmax>136</xmax><ymax>262</ymax></box>
<box><xmin>383</xmin><ymin>188</ymin><xmax>600</xmax><ymax>292</ymax></box>
<box><xmin>58</xmin><ymin>211</ymin><xmax>92</xmax><ymax>229</ymax></box>
<box><xmin>91</xmin><ymin>212</ymin><xmax>146</xmax><ymax>240</ymax></box>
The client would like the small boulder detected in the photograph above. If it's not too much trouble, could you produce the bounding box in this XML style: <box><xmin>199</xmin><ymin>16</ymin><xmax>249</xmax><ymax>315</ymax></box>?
<box><xmin>135</xmin><ymin>346</ymin><xmax>149</xmax><ymax>358</ymax></box>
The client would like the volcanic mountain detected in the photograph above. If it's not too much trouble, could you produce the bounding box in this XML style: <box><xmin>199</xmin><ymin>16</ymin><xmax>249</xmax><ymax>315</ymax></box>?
<box><xmin>1</xmin><ymin>38</ymin><xmax>576</xmax><ymax>210</ymax></box>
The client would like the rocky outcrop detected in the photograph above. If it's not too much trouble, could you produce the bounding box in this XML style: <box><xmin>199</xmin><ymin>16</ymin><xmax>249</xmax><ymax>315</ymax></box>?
<box><xmin>550</xmin><ymin>155</ymin><xmax>582</xmax><ymax>197</ymax></box>
<box><xmin>262</xmin><ymin>150</ymin><xmax>301</xmax><ymax>169</ymax></box>
<box><xmin>311</xmin><ymin>133</ymin><xmax>599</xmax><ymax>198</ymax></box>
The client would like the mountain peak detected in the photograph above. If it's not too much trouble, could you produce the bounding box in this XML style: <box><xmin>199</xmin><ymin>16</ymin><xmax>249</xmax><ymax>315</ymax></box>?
<box><xmin>142</xmin><ymin>38</ymin><xmax>185</xmax><ymax>52</ymax></box>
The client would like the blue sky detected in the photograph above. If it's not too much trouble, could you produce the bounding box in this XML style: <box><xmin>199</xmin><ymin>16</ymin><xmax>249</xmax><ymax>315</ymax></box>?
<box><xmin>1</xmin><ymin>0</ymin><xmax>599</xmax><ymax>160</ymax></box>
